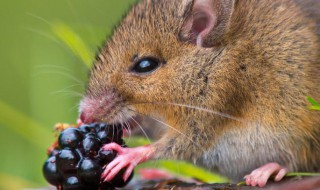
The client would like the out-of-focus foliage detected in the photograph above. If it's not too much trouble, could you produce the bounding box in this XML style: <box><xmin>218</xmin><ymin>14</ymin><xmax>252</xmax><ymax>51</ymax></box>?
<box><xmin>0</xmin><ymin>1</ymin><xmax>134</xmax><ymax>189</ymax></box>
<box><xmin>307</xmin><ymin>97</ymin><xmax>320</xmax><ymax>111</ymax></box>
<box><xmin>52</xmin><ymin>22</ymin><xmax>94</xmax><ymax>68</ymax></box>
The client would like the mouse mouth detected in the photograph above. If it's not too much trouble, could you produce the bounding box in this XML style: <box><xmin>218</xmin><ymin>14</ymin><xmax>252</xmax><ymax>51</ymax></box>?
<box><xmin>117</xmin><ymin>117</ymin><xmax>140</xmax><ymax>137</ymax></box>
<box><xmin>81</xmin><ymin>104</ymin><xmax>139</xmax><ymax>135</ymax></box>
<box><xmin>76</xmin><ymin>117</ymin><xmax>139</xmax><ymax>141</ymax></box>
<box><xmin>79</xmin><ymin>89</ymin><xmax>143</xmax><ymax>138</ymax></box>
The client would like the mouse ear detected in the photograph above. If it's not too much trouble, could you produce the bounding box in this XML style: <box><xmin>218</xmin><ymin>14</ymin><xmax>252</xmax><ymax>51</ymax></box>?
<box><xmin>179</xmin><ymin>0</ymin><xmax>235</xmax><ymax>47</ymax></box>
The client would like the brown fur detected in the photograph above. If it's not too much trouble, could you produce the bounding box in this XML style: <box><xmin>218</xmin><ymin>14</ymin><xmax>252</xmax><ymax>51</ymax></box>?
<box><xmin>81</xmin><ymin>0</ymin><xmax>320</xmax><ymax>182</ymax></box>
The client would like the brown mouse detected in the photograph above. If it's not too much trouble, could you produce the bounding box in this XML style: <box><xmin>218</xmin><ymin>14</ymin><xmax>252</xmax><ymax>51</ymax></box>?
<box><xmin>79</xmin><ymin>0</ymin><xmax>320</xmax><ymax>187</ymax></box>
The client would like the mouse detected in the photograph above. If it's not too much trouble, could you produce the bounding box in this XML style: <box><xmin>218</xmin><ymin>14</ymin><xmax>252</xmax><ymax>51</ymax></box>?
<box><xmin>79</xmin><ymin>0</ymin><xmax>320</xmax><ymax>187</ymax></box>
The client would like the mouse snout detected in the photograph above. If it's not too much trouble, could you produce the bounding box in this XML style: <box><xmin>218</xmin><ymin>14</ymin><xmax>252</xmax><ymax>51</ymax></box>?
<box><xmin>80</xmin><ymin>110</ymin><xmax>95</xmax><ymax>124</ymax></box>
<box><xmin>79</xmin><ymin>96</ymin><xmax>102</xmax><ymax>124</ymax></box>
<box><xmin>79</xmin><ymin>89</ymin><xmax>124</xmax><ymax>124</ymax></box>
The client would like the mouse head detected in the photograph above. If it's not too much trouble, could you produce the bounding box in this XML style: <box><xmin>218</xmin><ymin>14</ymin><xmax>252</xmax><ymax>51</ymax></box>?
<box><xmin>79</xmin><ymin>0</ymin><xmax>241</xmax><ymax>125</ymax></box>
<box><xmin>80</xmin><ymin>0</ymin><xmax>250</xmax><ymax>127</ymax></box>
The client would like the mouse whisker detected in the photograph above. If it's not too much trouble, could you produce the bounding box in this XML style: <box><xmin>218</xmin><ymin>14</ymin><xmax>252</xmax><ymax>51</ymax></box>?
<box><xmin>129</xmin><ymin>109</ymin><xmax>207</xmax><ymax>153</ymax></box>
<box><xmin>26</xmin><ymin>12</ymin><xmax>53</xmax><ymax>26</ymax></box>
<box><xmin>35</xmin><ymin>64</ymin><xmax>80</xmax><ymax>73</ymax></box>
<box><xmin>69</xmin><ymin>102</ymin><xmax>81</xmax><ymax>113</ymax></box>
<box><xmin>111</xmin><ymin>123</ymin><xmax>115</xmax><ymax>141</ymax></box>
<box><xmin>51</xmin><ymin>84</ymin><xmax>84</xmax><ymax>93</ymax></box>
<box><xmin>35</xmin><ymin>70</ymin><xmax>85</xmax><ymax>86</ymax></box>
<box><xmin>24</xmin><ymin>27</ymin><xmax>67</xmax><ymax>49</ymax></box>
<box><xmin>128</xmin><ymin>102</ymin><xmax>245</xmax><ymax>123</ymax></box>
<box><xmin>129</xmin><ymin>115</ymin><xmax>152</xmax><ymax>145</ymax></box>
<box><xmin>119</xmin><ymin>113</ymin><xmax>130</xmax><ymax>138</ymax></box>
<box><xmin>50</xmin><ymin>90</ymin><xmax>84</xmax><ymax>98</ymax></box>
<box><xmin>124</xmin><ymin>119</ymin><xmax>132</xmax><ymax>140</ymax></box>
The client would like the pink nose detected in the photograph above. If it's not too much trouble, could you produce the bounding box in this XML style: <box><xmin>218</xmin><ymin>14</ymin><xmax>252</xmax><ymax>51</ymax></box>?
<box><xmin>80</xmin><ymin>111</ymin><xmax>96</xmax><ymax>124</ymax></box>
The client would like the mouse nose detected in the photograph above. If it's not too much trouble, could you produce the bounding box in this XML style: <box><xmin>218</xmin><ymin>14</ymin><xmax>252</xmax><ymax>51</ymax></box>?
<box><xmin>79</xmin><ymin>88</ymin><xmax>121</xmax><ymax>124</ymax></box>
<box><xmin>80</xmin><ymin>110</ymin><xmax>96</xmax><ymax>124</ymax></box>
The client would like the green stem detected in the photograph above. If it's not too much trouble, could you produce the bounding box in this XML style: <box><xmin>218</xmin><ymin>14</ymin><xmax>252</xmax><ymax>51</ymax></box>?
<box><xmin>286</xmin><ymin>172</ymin><xmax>320</xmax><ymax>177</ymax></box>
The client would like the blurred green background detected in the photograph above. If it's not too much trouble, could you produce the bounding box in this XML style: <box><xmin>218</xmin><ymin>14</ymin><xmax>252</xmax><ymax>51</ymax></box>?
<box><xmin>0</xmin><ymin>1</ymin><xmax>136</xmax><ymax>189</ymax></box>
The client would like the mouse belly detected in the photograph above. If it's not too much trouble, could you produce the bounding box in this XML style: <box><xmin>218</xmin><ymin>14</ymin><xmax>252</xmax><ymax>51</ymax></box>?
<box><xmin>198</xmin><ymin>126</ymin><xmax>295</xmax><ymax>182</ymax></box>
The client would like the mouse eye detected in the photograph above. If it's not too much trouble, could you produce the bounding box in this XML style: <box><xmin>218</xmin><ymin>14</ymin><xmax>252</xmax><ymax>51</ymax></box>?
<box><xmin>130</xmin><ymin>58</ymin><xmax>161</xmax><ymax>75</ymax></box>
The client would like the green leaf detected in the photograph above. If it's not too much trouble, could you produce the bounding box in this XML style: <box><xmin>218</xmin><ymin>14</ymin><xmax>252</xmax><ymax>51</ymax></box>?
<box><xmin>125</xmin><ymin>137</ymin><xmax>151</xmax><ymax>147</ymax></box>
<box><xmin>308</xmin><ymin>105</ymin><xmax>320</xmax><ymax>111</ymax></box>
<box><xmin>286</xmin><ymin>172</ymin><xmax>320</xmax><ymax>177</ymax></box>
<box><xmin>0</xmin><ymin>100</ymin><xmax>53</xmax><ymax>150</ymax></box>
<box><xmin>52</xmin><ymin>22</ymin><xmax>93</xmax><ymax>68</ymax></box>
<box><xmin>307</xmin><ymin>96</ymin><xmax>320</xmax><ymax>106</ymax></box>
<box><xmin>139</xmin><ymin>160</ymin><xmax>229</xmax><ymax>183</ymax></box>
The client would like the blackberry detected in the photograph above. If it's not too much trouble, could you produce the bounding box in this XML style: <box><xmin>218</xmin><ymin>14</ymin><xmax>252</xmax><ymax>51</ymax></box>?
<box><xmin>56</xmin><ymin>149</ymin><xmax>80</xmax><ymax>174</ymax></box>
<box><xmin>117</xmin><ymin>139</ymin><xmax>126</xmax><ymax>147</ymax></box>
<box><xmin>58</xmin><ymin>128</ymin><xmax>82</xmax><ymax>149</ymax></box>
<box><xmin>99</xmin><ymin>182</ymin><xmax>115</xmax><ymax>190</ymax></box>
<box><xmin>98</xmin><ymin>149</ymin><xmax>117</xmax><ymax>164</ymax></box>
<box><xmin>43</xmin><ymin>156</ymin><xmax>62</xmax><ymax>186</ymax></box>
<box><xmin>49</xmin><ymin>149</ymin><xmax>60</xmax><ymax>157</ymax></box>
<box><xmin>106</xmin><ymin>124</ymin><xmax>123</xmax><ymax>141</ymax></box>
<box><xmin>110</xmin><ymin>168</ymin><xmax>134</xmax><ymax>187</ymax></box>
<box><xmin>97</xmin><ymin>130</ymin><xmax>112</xmax><ymax>144</ymax></box>
<box><xmin>62</xmin><ymin>176</ymin><xmax>85</xmax><ymax>190</ymax></box>
<box><xmin>82</xmin><ymin>136</ymin><xmax>101</xmax><ymax>156</ymax></box>
<box><xmin>43</xmin><ymin>123</ymin><xmax>133</xmax><ymax>190</ymax></box>
<box><xmin>97</xmin><ymin>123</ymin><xmax>107</xmax><ymax>131</ymax></box>
<box><xmin>79</xmin><ymin>124</ymin><xmax>97</xmax><ymax>134</ymax></box>
<box><xmin>78</xmin><ymin>158</ymin><xmax>102</xmax><ymax>184</ymax></box>
<box><xmin>84</xmin><ymin>132</ymin><xmax>96</xmax><ymax>138</ymax></box>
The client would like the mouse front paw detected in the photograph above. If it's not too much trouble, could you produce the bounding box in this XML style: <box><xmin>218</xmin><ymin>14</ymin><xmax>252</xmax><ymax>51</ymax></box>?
<box><xmin>244</xmin><ymin>162</ymin><xmax>288</xmax><ymax>187</ymax></box>
<box><xmin>101</xmin><ymin>143</ymin><xmax>154</xmax><ymax>182</ymax></box>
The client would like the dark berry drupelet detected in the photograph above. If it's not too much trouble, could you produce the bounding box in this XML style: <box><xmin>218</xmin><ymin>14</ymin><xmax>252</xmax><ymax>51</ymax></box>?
<box><xmin>110</xmin><ymin>168</ymin><xmax>134</xmax><ymax>188</ymax></box>
<box><xmin>82</xmin><ymin>136</ymin><xmax>101</xmax><ymax>157</ymax></box>
<box><xmin>78</xmin><ymin>158</ymin><xmax>102</xmax><ymax>184</ymax></box>
<box><xmin>62</xmin><ymin>176</ymin><xmax>85</xmax><ymax>190</ymax></box>
<box><xmin>98</xmin><ymin>149</ymin><xmax>117</xmax><ymax>164</ymax></box>
<box><xmin>43</xmin><ymin>156</ymin><xmax>62</xmax><ymax>186</ymax></box>
<box><xmin>58</xmin><ymin>128</ymin><xmax>82</xmax><ymax>149</ymax></box>
<box><xmin>56</xmin><ymin>149</ymin><xmax>80</xmax><ymax>175</ymax></box>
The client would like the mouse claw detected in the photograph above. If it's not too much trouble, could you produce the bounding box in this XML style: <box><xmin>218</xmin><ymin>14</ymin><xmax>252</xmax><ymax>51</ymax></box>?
<box><xmin>101</xmin><ymin>144</ymin><xmax>155</xmax><ymax>182</ymax></box>
<box><xmin>244</xmin><ymin>162</ymin><xmax>288</xmax><ymax>187</ymax></box>
<box><xmin>101</xmin><ymin>156</ymin><xmax>129</xmax><ymax>182</ymax></box>
<box><xmin>102</xmin><ymin>142</ymin><xmax>125</xmax><ymax>154</ymax></box>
